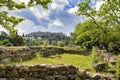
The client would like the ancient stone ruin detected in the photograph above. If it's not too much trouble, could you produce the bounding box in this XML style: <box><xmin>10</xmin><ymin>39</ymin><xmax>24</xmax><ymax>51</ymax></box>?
<box><xmin>0</xmin><ymin>64</ymin><xmax>116</xmax><ymax>80</ymax></box>
<box><xmin>0</xmin><ymin>64</ymin><xmax>80</xmax><ymax>80</ymax></box>
<box><xmin>0</xmin><ymin>48</ymin><xmax>36</xmax><ymax>63</ymax></box>
<box><xmin>0</xmin><ymin>47</ymin><xmax>88</xmax><ymax>63</ymax></box>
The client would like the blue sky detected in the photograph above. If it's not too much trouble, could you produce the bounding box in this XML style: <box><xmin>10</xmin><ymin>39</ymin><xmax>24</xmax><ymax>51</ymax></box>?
<box><xmin>0</xmin><ymin>0</ymin><xmax>102</xmax><ymax>35</ymax></box>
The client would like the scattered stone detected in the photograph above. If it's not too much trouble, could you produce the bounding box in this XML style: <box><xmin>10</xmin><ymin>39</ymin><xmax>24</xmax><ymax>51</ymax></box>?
<box><xmin>93</xmin><ymin>62</ymin><xmax>108</xmax><ymax>72</ymax></box>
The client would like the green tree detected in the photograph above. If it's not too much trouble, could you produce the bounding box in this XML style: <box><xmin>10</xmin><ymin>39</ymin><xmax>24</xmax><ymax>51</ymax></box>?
<box><xmin>0</xmin><ymin>0</ymin><xmax>52</xmax><ymax>37</ymax></box>
<box><xmin>27</xmin><ymin>38</ymin><xmax>43</xmax><ymax>46</ymax></box>
<box><xmin>9</xmin><ymin>35</ymin><xmax>25</xmax><ymax>46</ymax></box>
<box><xmin>43</xmin><ymin>40</ymin><xmax>49</xmax><ymax>47</ymax></box>
<box><xmin>70</xmin><ymin>32</ymin><xmax>76</xmax><ymax>45</ymax></box>
<box><xmin>57</xmin><ymin>41</ymin><xmax>65</xmax><ymax>47</ymax></box>
<box><xmin>74</xmin><ymin>0</ymin><xmax>120</xmax><ymax>52</ymax></box>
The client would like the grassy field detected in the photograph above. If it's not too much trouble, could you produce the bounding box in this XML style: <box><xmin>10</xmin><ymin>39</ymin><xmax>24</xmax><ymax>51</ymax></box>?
<box><xmin>0</xmin><ymin>46</ymin><xmax>93</xmax><ymax>70</ymax></box>
<box><xmin>13</xmin><ymin>53</ymin><xmax>93</xmax><ymax>70</ymax></box>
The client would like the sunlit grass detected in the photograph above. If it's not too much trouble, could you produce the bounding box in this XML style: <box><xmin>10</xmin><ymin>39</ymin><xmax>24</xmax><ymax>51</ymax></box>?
<box><xmin>0</xmin><ymin>46</ymin><xmax>27</xmax><ymax>49</ymax></box>
<box><xmin>16</xmin><ymin>53</ymin><xmax>93</xmax><ymax>70</ymax></box>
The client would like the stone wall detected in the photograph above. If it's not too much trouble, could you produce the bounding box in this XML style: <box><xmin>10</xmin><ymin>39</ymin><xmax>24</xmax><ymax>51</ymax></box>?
<box><xmin>0</xmin><ymin>64</ymin><xmax>116</xmax><ymax>80</ymax></box>
<box><xmin>29</xmin><ymin>47</ymin><xmax>88</xmax><ymax>57</ymax></box>
<box><xmin>0</xmin><ymin>48</ymin><xmax>36</xmax><ymax>63</ymax></box>
<box><xmin>0</xmin><ymin>64</ymin><xmax>80</xmax><ymax>80</ymax></box>
<box><xmin>0</xmin><ymin>47</ymin><xmax>88</xmax><ymax>63</ymax></box>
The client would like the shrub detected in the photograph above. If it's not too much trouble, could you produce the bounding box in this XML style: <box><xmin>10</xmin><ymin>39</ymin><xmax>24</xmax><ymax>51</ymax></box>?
<box><xmin>52</xmin><ymin>41</ymin><xmax>57</xmax><ymax>46</ymax></box>
<box><xmin>5</xmin><ymin>42</ymin><xmax>13</xmax><ymax>46</ymax></box>
<box><xmin>1</xmin><ymin>39</ymin><xmax>9</xmax><ymax>45</ymax></box>
<box><xmin>43</xmin><ymin>40</ymin><xmax>49</xmax><ymax>47</ymax></box>
<box><xmin>108</xmin><ymin>42</ymin><xmax>120</xmax><ymax>53</ymax></box>
<box><xmin>57</xmin><ymin>41</ymin><xmax>65</xmax><ymax>47</ymax></box>
<box><xmin>92</xmin><ymin>46</ymin><xmax>99</xmax><ymax>64</ymax></box>
<box><xmin>9</xmin><ymin>35</ymin><xmax>25</xmax><ymax>46</ymax></box>
<box><xmin>116</xmin><ymin>55</ymin><xmax>120</xmax><ymax>80</ymax></box>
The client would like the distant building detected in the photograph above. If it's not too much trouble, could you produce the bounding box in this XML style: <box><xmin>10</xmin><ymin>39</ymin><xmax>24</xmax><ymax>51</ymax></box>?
<box><xmin>24</xmin><ymin>31</ymin><xmax>70</xmax><ymax>41</ymax></box>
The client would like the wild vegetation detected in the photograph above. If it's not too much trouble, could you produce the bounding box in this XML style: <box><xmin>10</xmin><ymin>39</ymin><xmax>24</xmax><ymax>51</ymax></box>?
<box><xmin>0</xmin><ymin>0</ymin><xmax>52</xmax><ymax>37</ymax></box>
<box><xmin>15</xmin><ymin>53</ymin><xmax>93</xmax><ymax>70</ymax></box>
<box><xmin>0</xmin><ymin>0</ymin><xmax>120</xmax><ymax>79</ymax></box>
<box><xmin>71</xmin><ymin>0</ymin><xmax>120</xmax><ymax>53</ymax></box>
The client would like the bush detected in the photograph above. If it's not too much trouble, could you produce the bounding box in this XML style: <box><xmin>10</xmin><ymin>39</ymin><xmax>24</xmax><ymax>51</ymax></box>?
<box><xmin>92</xmin><ymin>46</ymin><xmax>99</xmax><ymax>64</ymax></box>
<box><xmin>116</xmin><ymin>55</ymin><xmax>120</xmax><ymax>80</ymax></box>
<box><xmin>1</xmin><ymin>39</ymin><xmax>9</xmax><ymax>45</ymax></box>
<box><xmin>5</xmin><ymin>42</ymin><xmax>13</xmax><ymax>46</ymax></box>
<box><xmin>108</xmin><ymin>42</ymin><xmax>120</xmax><ymax>53</ymax></box>
<box><xmin>9</xmin><ymin>35</ymin><xmax>25</xmax><ymax>46</ymax></box>
<box><xmin>52</xmin><ymin>41</ymin><xmax>57</xmax><ymax>46</ymax></box>
<box><xmin>0</xmin><ymin>39</ymin><xmax>13</xmax><ymax>46</ymax></box>
<box><xmin>57</xmin><ymin>41</ymin><xmax>65</xmax><ymax>47</ymax></box>
<box><xmin>43</xmin><ymin>40</ymin><xmax>49</xmax><ymax>47</ymax></box>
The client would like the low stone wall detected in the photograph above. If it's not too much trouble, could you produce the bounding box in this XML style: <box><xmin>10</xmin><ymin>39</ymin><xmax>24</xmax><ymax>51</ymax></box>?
<box><xmin>29</xmin><ymin>47</ymin><xmax>88</xmax><ymax>57</ymax></box>
<box><xmin>0</xmin><ymin>48</ymin><xmax>36</xmax><ymax>63</ymax></box>
<box><xmin>0</xmin><ymin>64</ymin><xmax>116</xmax><ymax>80</ymax></box>
<box><xmin>0</xmin><ymin>64</ymin><xmax>80</xmax><ymax>80</ymax></box>
<box><xmin>0</xmin><ymin>47</ymin><xmax>88</xmax><ymax>63</ymax></box>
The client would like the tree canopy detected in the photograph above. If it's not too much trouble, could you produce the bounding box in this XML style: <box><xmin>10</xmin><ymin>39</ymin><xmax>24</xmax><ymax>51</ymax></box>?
<box><xmin>0</xmin><ymin>0</ymin><xmax>52</xmax><ymax>37</ymax></box>
<box><xmin>73</xmin><ymin>0</ymin><xmax>120</xmax><ymax>53</ymax></box>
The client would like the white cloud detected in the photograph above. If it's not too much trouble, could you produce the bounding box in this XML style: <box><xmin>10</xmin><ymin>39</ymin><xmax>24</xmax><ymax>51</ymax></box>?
<box><xmin>95</xmin><ymin>1</ymin><xmax>105</xmax><ymax>11</ymax></box>
<box><xmin>50</xmin><ymin>0</ymin><xmax>68</xmax><ymax>10</ymax></box>
<box><xmin>30</xmin><ymin>6</ymin><xmax>50</xmax><ymax>20</ymax></box>
<box><xmin>68</xmin><ymin>6</ymin><xmax>78</xmax><ymax>14</ymax></box>
<box><xmin>15</xmin><ymin>19</ymin><xmax>37</xmax><ymax>35</ymax></box>
<box><xmin>8</xmin><ymin>0</ymin><xmax>82</xmax><ymax>35</ymax></box>
<box><xmin>53</xmin><ymin>19</ymin><xmax>64</xmax><ymax>26</ymax></box>
<box><xmin>48</xmin><ymin>19</ymin><xmax>64</xmax><ymax>29</ymax></box>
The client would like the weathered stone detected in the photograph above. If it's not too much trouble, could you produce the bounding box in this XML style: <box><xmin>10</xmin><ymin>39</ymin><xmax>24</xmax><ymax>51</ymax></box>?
<box><xmin>0</xmin><ymin>48</ymin><xmax>36</xmax><ymax>63</ymax></box>
<box><xmin>92</xmin><ymin>73</ymin><xmax>101</xmax><ymax>80</ymax></box>
<box><xmin>0</xmin><ymin>64</ymin><xmax>80</xmax><ymax>79</ymax></box>
<box><xmin>80</xmin><ymin>70</ymin><xmax>91</xmax><ymax>80</ymax></box>
<box><xmin>55</xmin><ymin>75</ymin><xmax>68</xmax><ymax>80</ymax></box>
<box><xmin>0</xmin><ymin>65</ymin><xmax>6</xmax><ymax>77</ymax></box>
<box><xmin>93</xmin><ymin>62</ymin><xmax>108</xmax><ymax>72</ymax></box>
<box><xmin>110</xmin><ymin>60</ymin><xmax>117</xmax><ymax>65</ymax></box>
<box><xmin>45</xmin><ymin>76</ymin><xmax>55</xmax><ymax>80</ymax></box>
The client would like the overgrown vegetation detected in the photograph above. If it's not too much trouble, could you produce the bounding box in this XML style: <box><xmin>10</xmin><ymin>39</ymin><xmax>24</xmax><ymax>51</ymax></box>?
<box><xmin>71</xmin><ymin>0</ymin><xmax>120</xmax><ymax>53</ymax></box>
<box><xmin>116</xmin><ymin>55</ymin><xmax>120</xmax><ymax>80</ymax></box>
<box><xmin>15</xmin><ymin>53</ymin><xmax>93</xmax><ymax>70</ymax></box>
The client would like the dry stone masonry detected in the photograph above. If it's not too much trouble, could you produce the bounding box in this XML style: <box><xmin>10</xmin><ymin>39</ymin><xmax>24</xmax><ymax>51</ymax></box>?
<box><xmin>0</xmin><ymin>64</ymin><xmax>80</xmax><ymax>80</ymax></box>
<box><xmin>0</xmin><ymin>64</ymin><xmax>116</xmax><ymax>80</ymax></box>
<box><xmin>0</xmin><ymin>48</ymin><xmax>36</xmax><ymax>63</ymax></box>
<box><xmin>0</xmin><ymin>47</ymin><xmax>88</xmax><ymax>63</ymax></box>
<box><xmin>29</xmin><ymin>47</ymin><xmax>88</xmax><ymax>57</ymax></box>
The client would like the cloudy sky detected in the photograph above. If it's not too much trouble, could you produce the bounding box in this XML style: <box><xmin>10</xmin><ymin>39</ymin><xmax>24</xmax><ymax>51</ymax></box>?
<box><xmin>0</xmin><ymin>0</ymin><xmax>101</xmax><ymax>35</ymax></box>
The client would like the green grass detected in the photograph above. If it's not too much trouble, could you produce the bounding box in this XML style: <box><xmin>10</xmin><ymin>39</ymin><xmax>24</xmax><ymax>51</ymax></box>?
<box><xmin>15</xmin><ymin>53</ymin><xmax>93</xmax><ymax>70</ymax></box>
